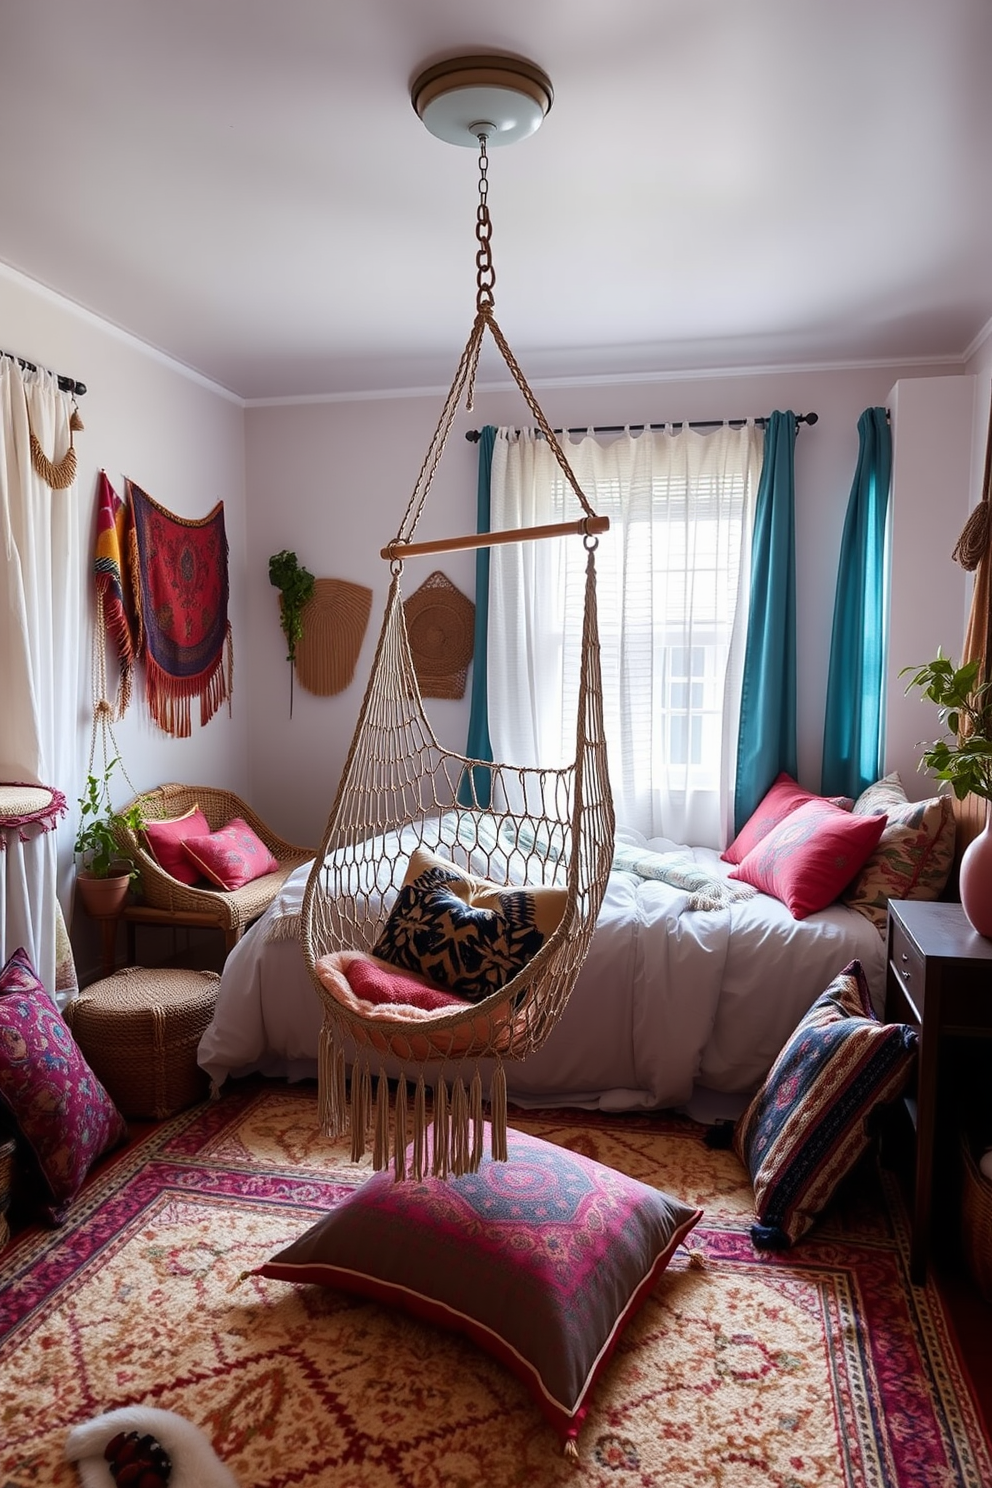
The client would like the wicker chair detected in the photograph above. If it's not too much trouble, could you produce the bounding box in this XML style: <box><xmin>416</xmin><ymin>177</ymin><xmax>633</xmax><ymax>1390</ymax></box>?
<box><xmin>112</xmin><ymin>783</ymin><xmax>315</xmax><ymax>955</ymax></box>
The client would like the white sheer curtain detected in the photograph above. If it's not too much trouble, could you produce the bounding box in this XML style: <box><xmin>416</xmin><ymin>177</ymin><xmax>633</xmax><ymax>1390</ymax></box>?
<box><xmin>0</xmin><ymin>356</ymin><xmax>85</xmax><ymax>996</ymax></box>
<box><xmin>488</xmin><ymin>423</ymin><xmax>762</xmax><ymax>848</ymax></box>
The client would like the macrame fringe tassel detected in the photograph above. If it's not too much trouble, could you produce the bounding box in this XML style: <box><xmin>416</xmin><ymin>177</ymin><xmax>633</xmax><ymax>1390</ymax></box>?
<box><xmin>373</xmin><ymin>1068</ymin><xmax>391</xmax><ymax>1171</ymax></box>
<box><xmin>351</xmin><ymin>1061</ymin><xmax>372</xmax><ymax>1163</ymax></box>
<box><xmin>451</xmin><ymin>1078</ymin><xmax>469</xmax><ymax>1177</ymax></box>
<box><xmin>490</xmin><ymin>1062</ymin><xmax>508</xmax><ymax>1162</ymax></box>
<box><xmin>563</xmin><ymin>1439</ymin><xmax>580</xmax><ymax>1462</ymax></box>
<box><xmin>317</xmin><ymin>1021</ymin><xmax>343</xmax><ymax>1137</ymax></box>
<box><xmin>393</xmin><ymin>1074</ymin><xmax>408</xmax><ymax>1183</ymax></box>
<box><xmin>470</xmin><ymin>1070</ymin><xmax>484</xmax><ymax>1171</ymax></box>
<box><xmin>142</xmin><ymin>627</ymin><xmax>233</xmax><ymax>740</ymax></box>
<box><xmin>432</xmin><ymin>1080</ymin><xmax>450</xmax><ymax>1180</ymax></box>
<box><xmin>412</xmin><ymin>1076</ymin><xmax>427</xmax><ymax>1181</ymax></box>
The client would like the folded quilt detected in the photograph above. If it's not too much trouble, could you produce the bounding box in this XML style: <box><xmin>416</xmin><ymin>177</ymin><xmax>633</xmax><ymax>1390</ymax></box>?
<box><xmin>611</xmin><ymin>844</ymin><xmax>757</xmax><ymax>911</ymax></box>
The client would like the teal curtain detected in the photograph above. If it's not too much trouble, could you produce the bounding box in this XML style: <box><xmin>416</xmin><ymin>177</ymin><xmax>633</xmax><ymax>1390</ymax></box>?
<box><xmin>457</xmin><ymin>425</ymin><xmax>496</xmax><ymax>808</ymax></box>
<box><xmin>734</xmin><ymin>411</ymin><xmax>798</xmax><ymax>831</ymax></box>
<box><xmin>820</xmin><ymin>407</ymin><xmax>892</xmax><ymax>798</ymax></box>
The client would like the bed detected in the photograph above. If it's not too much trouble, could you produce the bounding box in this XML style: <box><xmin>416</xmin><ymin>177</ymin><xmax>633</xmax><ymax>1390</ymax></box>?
<box><xmin>196</xmin><ymin>813</ymin><xmax>888</xmax><ymax>1122</ymax></box>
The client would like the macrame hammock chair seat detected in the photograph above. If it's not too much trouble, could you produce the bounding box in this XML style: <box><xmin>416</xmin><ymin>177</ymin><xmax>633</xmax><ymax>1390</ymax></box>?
<box><xmin>300</xmin><ymin>303</ymin><xmax>615</xmax><ymax>1183</ymax></box>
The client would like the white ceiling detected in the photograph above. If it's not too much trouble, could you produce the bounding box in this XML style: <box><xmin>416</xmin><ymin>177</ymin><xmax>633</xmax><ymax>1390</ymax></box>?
<box><xmin>2</xmin><ymin>0</ymin><xmax>991</xmax><ymax>402</ymax></box>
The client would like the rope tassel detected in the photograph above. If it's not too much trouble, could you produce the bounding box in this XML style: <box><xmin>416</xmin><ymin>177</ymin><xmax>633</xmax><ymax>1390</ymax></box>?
<box><xmin>432</xmin><ymin>1080</ymin><xmax>449</xmax><ymax>1180</ymax></box>
<box><xmin>490</xmin><ymin>1062</ymin><xmax>508</xmax><ymax>1163</ymax></box>
<box><xmin>373</xmin><ymin>1068</ymin><xmax>391</xmax><ymax>1171</ymax></box>
<box><xmin>412</xmin><ymin>1075</ymin><xmax>427</xmax><ymax>1181</ymax></box>
<box><xmin>393</xmin><ymin>1073</ymin><xmax>408</xmax><ymax>1183</ymax></box>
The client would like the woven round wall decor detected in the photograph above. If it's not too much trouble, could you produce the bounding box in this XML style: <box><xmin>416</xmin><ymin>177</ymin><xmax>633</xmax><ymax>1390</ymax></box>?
<box><xmin>403</xmin><ymin>570</ymin><xmax>475</xmax><ymax>700</ymax></box>
<box><xmin>295</xmin><ymin>577</ymin><xmax>373</xmax><ymax>697</ymax></box>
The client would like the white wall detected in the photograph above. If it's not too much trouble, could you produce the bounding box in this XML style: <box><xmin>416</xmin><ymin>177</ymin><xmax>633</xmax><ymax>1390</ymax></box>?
<box><xmin>245</xmin><ymin>358</ymin><xmax>966</xmax><ymax>845</ymax></box>
<box><xmin>0</xmin><ymin>265</ymin><xmax>248</xmax><ymax>977</ymax></box>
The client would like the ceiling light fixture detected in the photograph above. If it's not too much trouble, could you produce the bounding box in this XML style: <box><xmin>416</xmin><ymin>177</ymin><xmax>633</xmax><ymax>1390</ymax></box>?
<box><xmin>411</xmin><ymin>54</ymin><xmax>553</xmax><ymax>148</ymax></box>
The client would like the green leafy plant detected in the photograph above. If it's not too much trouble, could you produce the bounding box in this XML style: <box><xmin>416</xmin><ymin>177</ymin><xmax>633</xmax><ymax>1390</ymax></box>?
<box><xmin>74</xmin><ymin>759</ymin><xmax>146</xmax><ymax>883</ymax></box>
<box><xmin>268</xmin><ymin>549</ymin><xmax>315</xmax><ymax>666</ymax></box>
<box><xmin>901</xmin><ymin>649</ymin><xmax>992</xmax><ymax>802</ymax></box>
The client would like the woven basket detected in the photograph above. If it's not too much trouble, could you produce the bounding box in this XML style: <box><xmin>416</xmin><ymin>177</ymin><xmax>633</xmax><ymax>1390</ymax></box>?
<box><xmin>65</xmin><ymin>968</ymin><xmax>220</xmax><ymax>1120</ymax></box>
<box><xmin>0</xmin><ymin>1135</ymin><xmax>15</xmax><ymax>1251</ymax></box>
<box><xmin>960</xmin><ymin>1128</ymin><xmax>992</xmax><ymax>1305</ymax></box>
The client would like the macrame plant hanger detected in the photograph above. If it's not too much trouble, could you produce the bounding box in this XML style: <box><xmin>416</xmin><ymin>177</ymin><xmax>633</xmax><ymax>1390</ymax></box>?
<box><xmin>300</xmin><ymin>67</ymin><xmax>615</xmax><ymax>1181</ymax></box>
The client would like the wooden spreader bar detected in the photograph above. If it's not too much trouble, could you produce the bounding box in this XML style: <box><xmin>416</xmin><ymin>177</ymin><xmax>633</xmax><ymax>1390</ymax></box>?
<box><xmin>381</xmin><ymin>513</ymin><xmax>610</xmax><ymax>562</ymax></box>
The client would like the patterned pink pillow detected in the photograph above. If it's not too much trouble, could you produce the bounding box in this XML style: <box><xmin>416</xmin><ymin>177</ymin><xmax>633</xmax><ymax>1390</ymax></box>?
<box><xmin>143</xmin><ymin>805</ymin><xmax>210</xmax><ymax>886</ymax></box>
<box><xmin>0</xmin><ymin>947</ymin><xmax>127</xmax><ymax>1224</ymax></box>
<box><xmin>254</xmin><ymin>1124</ymin><xmax>701</xmax><ymax>1451</ymax></box>
<box><xmin>841</xmin><ymin>773</ymin><xmax>956</xmax><ymax>932</ymax></box>
<box><xmin>722</xmin><ymin>773</ymin><xmax>853</xmax><ymax>864</ymax></box>
<box><xmin>728</xmin><ymin>798</ymin><xmax>887</xmax><ymax>919</ymax></box>
<box><xmin>181</xmin><ymin>817</ymin><xmax>279</xmax><ymax>891</ymax></box>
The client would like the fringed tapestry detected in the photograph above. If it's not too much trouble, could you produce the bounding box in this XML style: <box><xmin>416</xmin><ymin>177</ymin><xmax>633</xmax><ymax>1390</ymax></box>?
<box><xmin>94</xmin><ymin>472</ymin><xmax>140</xmax><ymax>717</ymax></box>
<box><xmin>127</xmin><ymin>479</ymin><xmax>233</xmax><ymax>738</ymax></box>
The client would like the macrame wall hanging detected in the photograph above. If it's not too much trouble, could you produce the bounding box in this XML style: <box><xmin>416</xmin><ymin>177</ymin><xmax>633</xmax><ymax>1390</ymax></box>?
<box><xmin>403</xmin><ymin>571</ymin><xmax>475</xmax><ymax>699</ymax></box>
<box><xmin>30</xmin><ymin>402</ymin><xmax>84</xmax><ymax>490</ymax></box>
<box><xmin>299</xmin><ymin>55</ymin><xmax>615</xmax><ymax>1184</ymax></box>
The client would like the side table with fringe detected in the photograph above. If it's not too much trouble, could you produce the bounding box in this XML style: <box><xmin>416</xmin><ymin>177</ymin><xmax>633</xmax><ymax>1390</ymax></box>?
<box><xmin>65</xmin><ymin>967</ymin><xmax>220</xmax><ymax>1120</ymax></box>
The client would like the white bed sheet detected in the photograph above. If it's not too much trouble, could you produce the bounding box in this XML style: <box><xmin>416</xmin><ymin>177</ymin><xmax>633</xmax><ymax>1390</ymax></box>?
<box><xmin>197</xmin><ymin>836</ymin><xmax>887</xmax><ymax>1117</ymax></box>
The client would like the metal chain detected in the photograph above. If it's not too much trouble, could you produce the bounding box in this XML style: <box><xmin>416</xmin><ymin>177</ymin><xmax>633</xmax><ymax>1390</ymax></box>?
<box><xmin>475</xmin><ymin>132</ymin><xmax>495</xmax><ymax>311</ymax></box>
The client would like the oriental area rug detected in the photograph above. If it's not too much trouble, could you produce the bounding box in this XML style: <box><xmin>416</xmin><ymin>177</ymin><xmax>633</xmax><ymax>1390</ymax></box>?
<box><xmin>1</xmin><ymin>1080</ymin><xmax>990</xmax><ymax>1488</ymax></box>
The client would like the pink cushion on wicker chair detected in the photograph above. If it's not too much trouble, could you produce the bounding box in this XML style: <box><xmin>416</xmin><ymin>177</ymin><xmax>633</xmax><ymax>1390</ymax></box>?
<box><xmin>181</xmin><ymin>817</ymin><xmax>280</xmax><ymax>891</ymax></box>
<box><xmin>143</xmin><ymin>806</ymin><xmax>210</xmax><ymax>886</ymax></box>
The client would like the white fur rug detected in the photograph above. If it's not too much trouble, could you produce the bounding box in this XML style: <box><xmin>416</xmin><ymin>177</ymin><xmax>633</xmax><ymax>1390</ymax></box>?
<box><xmin>65</xmin><ymin>1407</ymin><xmax>239</xmax><ymax>1487</ymax></box>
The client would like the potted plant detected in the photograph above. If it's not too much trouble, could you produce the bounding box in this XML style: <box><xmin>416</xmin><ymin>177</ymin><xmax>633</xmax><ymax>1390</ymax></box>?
<box><xmin>268</xmin><ymin>549</ymin><xmax>315</xmax><ymax>718</ymax></box>
<box><xmin>902</xmin><ymin>648</ymin><xmax>992</xmax><ymax>934</ymax></box>
<box><xmin>74</xmin><ymin>759</ymin><xmax>146</xmax><ymax>918</ymax></box>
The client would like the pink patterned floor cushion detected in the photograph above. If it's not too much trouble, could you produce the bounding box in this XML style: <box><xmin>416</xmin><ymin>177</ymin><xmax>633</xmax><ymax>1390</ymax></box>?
<box><xmin>0</xmin><ymin>947</ymin><xmax>127</xmax><ymax>1224</ymax></box>
<box><xmin>254</xmin><ymin>1123</ymin><xmax>701</xmax><ymax>1451</ymax></box>
<box><xmin>728</xmin><ymin>797</ymin><xmax>886</xmax><ymax>918</ymax></box>
<box><xmin>182</xmin><ymin>817</ymin><xmax>279</xmax><ymax>891</ymax></box>
<box><xmin>841</xmin><ymin>773</ymin><xmax>956</xmax><ymax>932</ymax></box>
<box><xmin>142</xmin><ymin>805</ymin><xmax>210</xmax><ymax>885</ymax></box>
<box><xmin>722</xmin><ymin>773</ymin><xmax>853</xmax><ymax>864</ymax></box>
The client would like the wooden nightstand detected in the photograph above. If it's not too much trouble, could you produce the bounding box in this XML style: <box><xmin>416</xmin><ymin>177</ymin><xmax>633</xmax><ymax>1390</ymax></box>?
<box><xmin>885</xmin><ymin>899</ymin><xmax>992</xmax><ymax>1284</ymax></box>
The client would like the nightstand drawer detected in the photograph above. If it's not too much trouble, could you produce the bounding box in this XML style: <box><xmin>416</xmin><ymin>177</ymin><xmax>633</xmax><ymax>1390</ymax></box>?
<box><xmin>889</xmin><ymin>917</ymin><xmax>925</xmax><ymax>1021</ymax></box>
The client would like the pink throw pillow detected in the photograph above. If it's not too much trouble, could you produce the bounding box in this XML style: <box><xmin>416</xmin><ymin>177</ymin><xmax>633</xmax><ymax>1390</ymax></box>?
<box><xmin>722</xmin><ymin>773</ymin><xmax>853</xmax><ymax>864</ymax></box>
<box><xmin>345</xmin><ymin>956</ymin><xmax>467</xmax><ymax>1011</ymax></box>
<box><xmin>181</xmin><ymin>817</ymin><xmax>280</xmax><ymax>891</ymax></box>
<box><xmin>0</xmin><ymin>947</ymin><xmax>127</xmax><ymax>1224</ymax></box>
<box><xmin>728</xmin><ymin>798</ymin><xmax>887</xmax><ymax>919</ymax></box>
<box><xmin>143</xmin><ymin>806</ymin><xmax>210</xmax><ymax>886</ymax></box>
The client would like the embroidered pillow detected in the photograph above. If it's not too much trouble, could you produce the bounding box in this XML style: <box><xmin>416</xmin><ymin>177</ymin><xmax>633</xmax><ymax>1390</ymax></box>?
<box><xmin>722</xmin><ymin>773</ymin><xmax>853</xmax><ymax>865</ymax></box>
<box><xmin>728</xmin><ymin>798</ymin><xmax>886</xmax><ymax>918</ymax></box>
<box><xmin>181</xmin><ymin>817</ymin><xmax>280</xmax><ymax>892</ymax></box>
<box><xmin>344</xmin><ymin>954</ymin><xmax>468</xmax><ymax>1012</ymax></box>
<box><xmin>372</xmin><ymin>848</ymin><xmax>567</xmax><ymax>1004</ymax></box>
<box><xmin>253</xmin><ymin>1123</ymin><xmax>702</xmax><ymax>1451</ymax></box>
<box><xmin>143</xmin><ymin>805</ymin><xmax>210</xmax><ymax>886</ymax></box>
<box><xmin>0</xmin><ymin>947</ymin><xmax>127</xmax><ymax>1225</ymax></box>
<box><xmin>841</xmin><ymin>773</ymin><xmax>956</xmax><ymax>931</ymax></box>
<box><xmin>734</xmin><ymin>960</ymin><xmax>917</xmax><ymax>1248</ymax></box>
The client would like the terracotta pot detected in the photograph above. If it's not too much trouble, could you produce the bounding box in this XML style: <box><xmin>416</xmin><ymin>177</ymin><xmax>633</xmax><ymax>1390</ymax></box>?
<box><xmin>75</xmin><ymin>870</ymin><xmax>131</xmax><ymax>919</ymax></box>
<box><xmin>958</xmin><ymin>804</ymin><xmax>992</xmax><ymax>938</ymax></box>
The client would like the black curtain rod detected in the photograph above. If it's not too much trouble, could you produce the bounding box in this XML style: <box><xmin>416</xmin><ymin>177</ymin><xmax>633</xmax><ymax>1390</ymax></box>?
<box><xmin>0</xmin><ymin>348</ymin><xmax>87</xmax><ymax>397</ymax></box>
<box><xmin>466</xmin><ymin>412</ymin><xmax>818</xmax><ymax>442</ymax></box>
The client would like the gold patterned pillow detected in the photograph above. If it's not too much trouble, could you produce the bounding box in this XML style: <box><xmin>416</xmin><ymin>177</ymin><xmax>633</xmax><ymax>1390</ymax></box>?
<box><xmin>372</xmin><ymin>849</ymin><xmax>567</xmax><ymax>1004</ymax></box>
<box><xmin>841</xmin><ymin>773</ymin><xmax>956</xmax><ymax>932</ymax></box>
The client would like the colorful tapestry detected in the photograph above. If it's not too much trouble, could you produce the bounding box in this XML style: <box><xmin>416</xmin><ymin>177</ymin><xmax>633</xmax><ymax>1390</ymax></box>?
<box><xmin>93</xmin><ymin>471</ymin><xmax>139</xmax><ymax>716</ymax></box>
<box><xmin>127</xmin><ymin>479</ymin><xmax>233</xmax><ymax>738</ymax></box>
<box><xmin>2</xmin><ymin>1083</ymin><xmax>990</xmax><ymax>1486</ymax></box>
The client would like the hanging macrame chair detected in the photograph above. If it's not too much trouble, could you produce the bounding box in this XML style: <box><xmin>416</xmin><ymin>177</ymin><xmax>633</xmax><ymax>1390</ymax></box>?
<box><xmin>300</xmin><ymin>135</ymin><xmax>614</xmax><ymax>1182</ymax></box>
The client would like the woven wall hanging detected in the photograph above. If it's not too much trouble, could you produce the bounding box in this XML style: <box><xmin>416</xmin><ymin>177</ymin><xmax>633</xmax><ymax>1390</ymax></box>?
<box><xmin>403</xmin><ymin>570</ymin><xmax>475</xmax><ymax>700</ymax></box>
<box><xmin>295</xmin><ymin>578</ymin><xmax>373</xmax><ymax>697</ymax></box>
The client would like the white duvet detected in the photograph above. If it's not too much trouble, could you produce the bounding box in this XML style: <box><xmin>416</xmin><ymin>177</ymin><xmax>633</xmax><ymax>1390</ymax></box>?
<box><xmin>197</xmin><ymin>827</ymin><xmax>887</xmax><ymax>1118</ymax></box>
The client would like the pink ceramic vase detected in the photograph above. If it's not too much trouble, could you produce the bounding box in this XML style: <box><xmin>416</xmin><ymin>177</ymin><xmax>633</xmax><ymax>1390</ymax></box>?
<box><xmin>958</xmin><ymin>804</ymin><xmax>992</xmax><ymax>938</ymax></box>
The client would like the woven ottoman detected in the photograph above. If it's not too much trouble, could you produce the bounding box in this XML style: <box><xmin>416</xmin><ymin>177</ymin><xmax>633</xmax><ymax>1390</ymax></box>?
<box><xmin>65</xmin><ymin>967</ymin><xmax>220</xmax><ymax>1120</ymax></box>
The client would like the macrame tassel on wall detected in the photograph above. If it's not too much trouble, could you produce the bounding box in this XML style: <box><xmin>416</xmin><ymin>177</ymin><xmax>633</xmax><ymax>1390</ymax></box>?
<box><xmin>30</xmin><ymin>404</ymin><xmax>83</xmax><ymax>490</ymax></box>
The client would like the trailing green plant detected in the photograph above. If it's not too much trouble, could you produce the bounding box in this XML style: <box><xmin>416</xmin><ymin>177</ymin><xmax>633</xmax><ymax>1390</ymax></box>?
<box><xmin>901</xmin><ymin>649</ymin><xmax>992</xmax><ymax>802</ymax></box>
<box><xmin>74</xmin><ymin>758</ymin><xmax>146</xmax><ymax>883</ymax></box>
<box><xmin>268</xmin><ymin>549</ymin><xmax>315</xmax><ymax>667</ymax></box>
